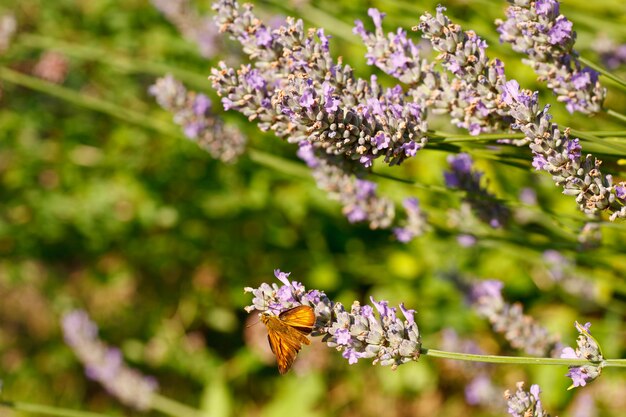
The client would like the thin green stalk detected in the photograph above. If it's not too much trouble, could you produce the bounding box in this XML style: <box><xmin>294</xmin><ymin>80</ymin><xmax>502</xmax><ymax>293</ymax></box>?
<box><xmin>421</xmin><ymin>348</ymin><xmax>626</xmax><ymax>367</ymax></box>
<box><xmin>0</xmin><ymin>401</ymin><xmax>120</xmax><ymax>417</ymax></box>
<box><xmin>17</xmin><ymin>34</ymin><xmax>210</xmax><ymax>90</ymax></box>
<box><xmin>606</xmin><ymin>109</ymin><xmax>626</xmax><ymax>125</ymax></box>
<box><xmin>0</xmin><ymin>67</ymin><xmax>180</xmax><ymax>137</ymax></box>
<box><xmin>150</xmin><ymin>394</ymin><xmax>207</xmax><ymax>417</ymax></box>
<box><xmin>579</xmin><ymin>56</ymin><xmax>626</xmax><ymax>94</ymax></box>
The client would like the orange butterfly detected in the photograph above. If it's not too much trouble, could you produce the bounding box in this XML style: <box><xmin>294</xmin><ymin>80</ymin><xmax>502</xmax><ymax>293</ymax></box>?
<box><xmin>260</xmin><ymin>305</ymin><xmax>316</xmax><ymax>374</ymax></box>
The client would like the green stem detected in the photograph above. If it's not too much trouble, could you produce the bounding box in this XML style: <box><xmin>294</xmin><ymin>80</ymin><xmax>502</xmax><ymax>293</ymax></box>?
<box><xmin>0</xmin><ymin>401</ymin><xmax>119</xmax><ymax>417</ymax></box>
<box><xmin>0</xmin><ymin>67</ymin><xmax>180</xmax><ymax>137</ymax></box>
<box><xmin>579</xmin><ymin>56</ymin><xmax>626</xmax><ymax>94</ymax></box>
<box><xmin>421</xmin><ymin>348</ymin><xmax>626</xmax><ymax>367</ymax></box>
<box><xmin>606</xmin><ymin>109</ymin><xmax>626</xmax><ymax>125</ymax></box>
<box><xmin>17</xmin><ymin>34</ymin><xmax>210</xmax><ymax>90</ymax></box>
<box><xmin>150</xmin><ymin>394</ymin><xmax>207</xmax><ymax>417</ymax></box>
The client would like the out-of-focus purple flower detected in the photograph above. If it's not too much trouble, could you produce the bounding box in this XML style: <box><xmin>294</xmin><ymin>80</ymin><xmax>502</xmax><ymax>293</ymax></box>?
<box><xmin>245</xmin><ymin>270</ymin><xmax>421</xmax><ymax>369</ymax></box>
<box><xmin>150</xmin><ymin>75</ymin><xmax>246</xmax><ymax>163</ymax></box>
<box><xmin>151</xmin><ymin>0</ymin><xmax>221</xmax><ymax>58</ymax></box>
<box><xmin>593</xmin><ymin>35</ymin><xmax>626</xmax><ymax>69</ymax></box>
<box><xmin>505</xmin><ymin>382</ymin><xmax>551</xmax><ymax>417</ymax></box>
<box><xmin>444</xmin><ymin>153</ymin><xmax>509</xmax><ymax>228</ymax></box>
<box><xmin>470</xmin><ymin>280</ymin><xmax>562</xmax><ymax>357</ymax></box>
<box><xmin>62</xmin><ymin>310</ymin><xmax>158</xmax><ymax>410</ymax></box>
<box><xmin>393</xmin><ymin>198</ymin><xmax>428</xmax><ymax>243</ymax></box>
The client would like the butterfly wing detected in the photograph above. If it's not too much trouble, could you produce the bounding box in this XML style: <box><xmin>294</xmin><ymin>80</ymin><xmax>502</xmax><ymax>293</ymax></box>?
<box><xmin>266</xmin><ymin>326</ymin><xmax>303</xmax><ymax>374</ymax></box>
<box><xmin>278</xmin><ymin>305</ymin><xmax>315</xmax><ymax>335</ymax></box>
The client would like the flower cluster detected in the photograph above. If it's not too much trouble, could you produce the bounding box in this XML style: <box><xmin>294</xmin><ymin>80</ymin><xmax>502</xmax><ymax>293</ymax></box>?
<box><xmin>61</xmin><ymin>310</ymin><xmax>158</xmax><ymax>410</ymax></box>
<box><xmin>245</xmin><ymin>270</ymin><xmax>422</xmax><ymax>369</ymax></box>
<box><xmin>149</xmin><ymin>75</ymin><xmax>246</xmax><ymax>163</ymax></box>
<box><xmin>297</xmin><ymin>142</ymin><xmax>396</xmax><ymax>229</ymax></box>
<box><xmin>470</xmin><ymin>280</ymin><xmax>562</xmax><ymax>357</ymax></box>
<box><xmin>560</xmin><ymin>321</ymin><xmax>604</xmax><ymax>389</ymax></box>
<box><xmin>151</xmin><ymin>0</ymin><xmax>221</xmax><ymax>58</ymax></box>
<box><xmin>210</xmin><ymin>0</ymin><xmax>428</xmax><ymax>168</ymax></box>
<box><xmin>416</xmin><ymin>6</ymin><xmax>513</xmax><ymax>135</ymax></box>
<box><xmin>500</xmin><ymin>79</ymin><xmax>626</xmax><ymax>220</ymax></box>
<box><xmin>417</xmin><ymin>6</ymin><xmax>625</xmax><ymax>221</ymax></box>
<box><xmin>496</xmin><ymin>0</ymin><xmax>606</xmax><ymax>114</ymax></box>
<box><xmin>504</xmin><ymin>382</ymin><xmax>552</xmax><ymax>417</ymax></box>
<box><xmin>444</xmin><ymin>153</ymin><xmax>510</xmax><ymax>228</ymax></box>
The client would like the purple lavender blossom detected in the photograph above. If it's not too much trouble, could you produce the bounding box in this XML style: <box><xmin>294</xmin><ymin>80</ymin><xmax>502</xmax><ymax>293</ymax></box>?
<box><xmin>416</xmin><ymin>7</ymin><xmax>513</xmax><ymax>134</ymax></box>
<box><xmin>149</xmin><ymin>75</ymin><xmax>246</xmax><ymax>163</ymax></box>
<box><xmin>495</xmin><ymin>77</ymin><xmax>626</xmax><ymax>220</ymax></box>
<box><xmin>496</xmin><ymin>0</ymin><xmax>605</xmax><ymax>114</ymax></box>
<box><xmin>593</xmin><ymin>36</ymin><xmax>626</xmax><ymax>69</ymax></box>
<box><xmin>470</xmin><ymin>280</ymin><xmax>562</xmax><ymax>357</ymax></box>
<box><xmin>211</xmin><ymin>0</ymin><xmax>429</xmax><ymax>168</ymax></box>
<box><xmin>245</xmin><ymin>270</ymin><xmax>421</xmax><ymax>369</ymax></box>
<box><xmin>62</xmin><ymin>310</ymin><xmax>157</xmax><ymax>410</ymax></box>
<box><xmin>560</xmin><ymin>321</ymin><xmax>604</xmax><ymax>389</ymax></box>
<box><xmin>444</xmin><ymin>153</ymin><xmax>510</xmax><ymax>228</ymax></box>
<box><xmin>393</xmin><ymin>197</ymin><xmax>428</xmax><ymax>243</ymax></box>
<box><xmin>151</xmin><ymin>0</ymin><xmax>221</xmax><ymax>58</ymax></box>
<box><xmin>505</xmin><ymin>382</ymin><xmax>552</xmax><ymax>417</ymax></box>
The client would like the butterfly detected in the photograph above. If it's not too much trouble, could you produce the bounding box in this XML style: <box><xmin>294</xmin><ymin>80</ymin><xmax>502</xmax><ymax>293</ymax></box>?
<box><xmin>260</xmin><ymin>305</ymin><xmax>316</xmax><ymax>374</ymax></box>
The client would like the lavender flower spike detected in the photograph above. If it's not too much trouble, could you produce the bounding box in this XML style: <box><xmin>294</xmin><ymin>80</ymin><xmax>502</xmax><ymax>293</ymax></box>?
<box><xmin>470</xmin><ymin>280</ymin><xmax>561</xmax><ymax>357</ymax></box>
<box><xmin>504</xmin><ymin>382</ymin><xmax>552</xmax><ymax>417</ymax></box>
<box><xmin>150</xmin><ymin>75</ymin><xmax>246</xmax><ymax>163</ymax></box>
<box><xmin>560</xmin><ymin>321</ymin><xmax>605</xmax><ymax>389</ymax></box>
<box><xmin>62</xmin><ymin>310</ymin><xmax>158</xmax><ymax>410</ymax></box>
<box><xmin>444</xmin><ymin>153</ymin><xmax>510</xmax><ymax>228</ymax></box>
<box><xmin>245</xmin><ymin>270</ymin><xmax>421</xmax><ymax>369</ymax></box>
<box><xmin>496</xmin><ymin>0</ymin><xmax>606</xmax><ymax>114</ymax></box>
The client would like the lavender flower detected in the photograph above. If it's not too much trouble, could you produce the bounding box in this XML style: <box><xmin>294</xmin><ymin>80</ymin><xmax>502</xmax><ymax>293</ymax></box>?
<box><xmin>245</xmin><ymin>269</ymin><xmax>421</xmax><ymax>369</ymax></box>
<box><xmin>444</xmin><ymin>153</ymin><xmax>509</xmax><ymax>228</ymax></box>
<box><xmin>0</xmin><ymin>13</ymin><xmax>16</xmax><ymax>54</ymax></box>
<box><xmin>149</xmin><ymin>75</ymin><xmax>246</xmax><ymax>162</ymax></box>
<box><xmin>470</xmin><ymin>280</ymin><xmax>562</xmax><ymax>357</ymax></box>
<box><xmin>500</xmin><ymin>79</ymin><xmax>626</xmax><ymax>220</ymax></box>
<box><xmin>151</xmin><ymin>0</ymin><xmax>221</xmax><ymax>58</ymax></box>
<box><xmin>504</xmin><ymin>382</ymin><xmax>552</xmax><ymax>417</ymax></box>
<box><xmin>560</xmin><ymin>321</ymin><xmax>605</xmax><ymax>389</ymax></box>
<box><xmin>210</xmin><ymin>0</ymin><xmax>428</xmax><ymax>168</ymax></box>
<box><xmin>417</xmin><ymin>6</ymin><xmax>625</xmax><ymax>220</ymax></box>
<box><xmin>393</xmin><ymin>197</ymin><xmax>429</xmax><ymax>242</ymax></box>
<box><xmin>496</xmin><ymin>0</ymin><xmax>606</xmax><ymax>114</ymax></box>
<box><xmin>415</xmin><ymin>7</ymin><xmax>513</xmax><ymax>134</ymax></box>
<box><xmin>62</xmin><ymin>310</ymin><xmax>157</xmax><ymax>410</ymax></box>
<box><xmin>593</xmin><ymin>35</ymin><xmax>626</xmax><ymax>70</ymax></box>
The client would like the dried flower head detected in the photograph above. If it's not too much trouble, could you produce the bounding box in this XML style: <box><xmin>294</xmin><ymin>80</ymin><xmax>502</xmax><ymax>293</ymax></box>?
<box><xmin>560</xmin><ymin>321</ymin><xmax>605</xmax><ymax>389</ymax></box>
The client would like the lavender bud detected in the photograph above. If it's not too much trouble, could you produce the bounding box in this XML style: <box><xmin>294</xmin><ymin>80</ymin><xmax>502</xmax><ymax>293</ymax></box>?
<box><xmin>152</xmin><ymin>0</ymin><xmax>221</xmax><ymax>58</ymax></box>
<box><xmin>62</xmin><ymin>310</ymin><xmax>158</xmax><ymax>410</ymax></box>
<box><xmin>560</xmin><ymin>321</ymin><xmax>605</xmax><ymax>389</ymax></box>
<box><xmin>504</xmin><ymin>382</ymin><xmax>552</xmax><ymax>417</ymax></box>
<box><xmin>444</xmin><ymin>153</ymin><xmax>509</xmax><ymax>228</ymax></box>
<box><xmin>245</xmin><ymin>270</ymin><xmax>422</xmax><ymax>369</ymax></box>
<box><xmin>470</xmin><ymin>280</ymin><xmax>562</xmax><ymax>357</ymax></box>
<box><xmin>496</xmin><ymin>0</ymin><xmax>606</xmax><ymax>114</ymax></box>
<box><xmin>150</xmin><ymin>75</ymin><xmax>246</xmax><ymax>163</ymax></box>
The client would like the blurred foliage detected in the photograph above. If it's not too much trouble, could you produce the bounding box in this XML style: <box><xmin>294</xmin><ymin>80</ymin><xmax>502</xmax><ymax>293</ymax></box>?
<box><xmin>0</xmin><ymin>0</ymin><xmax>626</xmax><ymax>416</ymax></box>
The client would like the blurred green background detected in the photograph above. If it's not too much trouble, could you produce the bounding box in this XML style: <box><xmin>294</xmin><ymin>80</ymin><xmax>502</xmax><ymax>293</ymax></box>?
<box><xmin>1</xmin><ymin>0</ymin><xmax>626</xmax><ymax>416</ymax></box>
